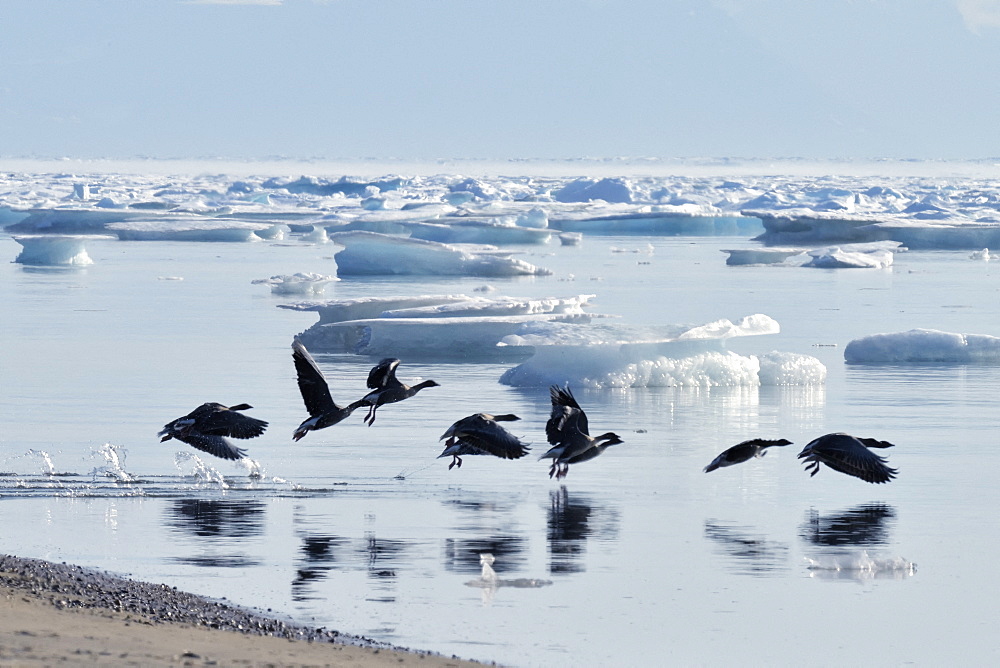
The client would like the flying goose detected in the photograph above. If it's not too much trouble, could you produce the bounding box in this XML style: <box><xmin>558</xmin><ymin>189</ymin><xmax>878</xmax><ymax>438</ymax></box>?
<box><xmin>291</xmin><ymin>339</ymin><xmax>365</xmax><ymax>441</ymax></box>
<box><xmin>158</xmin><ymin>402</ymin><xmax>267</xmax><ymax>460</ymax></box>
<box><xmin>360</xmin><ymin>358</ymin><xmax>440</xmax><ymax>426</ymax></box>
<box><xmin>540</xmin><ymin>385</ymin><xmax>623</xmax><ymax>479</ymax></box>
<box><xmin>704</xmin><ymin>438</ymin><xmax>793</xmax><ymax>473</ymax></box>
<box><xmin>797</xmin><ymin>432</ymin><xmax>898</xmax><ymax>484</ymax></box>
<box><xmin>438</xmin><ymin>413</ymin><xmax>531</xmax><ymax>469</ymax></box>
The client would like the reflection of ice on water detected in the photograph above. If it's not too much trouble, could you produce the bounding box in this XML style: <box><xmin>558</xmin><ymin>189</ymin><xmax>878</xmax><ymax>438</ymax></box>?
<box><xmin>465</xmin><ymin>553</ymin><xmax>552</xmax><ymax>605</ymax></box>
<box><xmin>806</xmin><ymin>551</ymin><xmax>917</xmax><ymax>581</ymax></box>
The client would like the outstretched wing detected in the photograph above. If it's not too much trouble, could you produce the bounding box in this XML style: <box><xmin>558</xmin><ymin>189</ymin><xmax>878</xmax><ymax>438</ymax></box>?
<box><xmin>173</xmin><ymin>432</ymin><xmax>247</xmax><ymax>460</ymax></box>
<box><xmin>367</xmin><ymin>358</ymin><xmax>402</xmax><ymax>389</ymax></box>
<box><xmin>292</xmin><ymin>340</ymin><xmax>336</xmax><ymax>417</ymax></box>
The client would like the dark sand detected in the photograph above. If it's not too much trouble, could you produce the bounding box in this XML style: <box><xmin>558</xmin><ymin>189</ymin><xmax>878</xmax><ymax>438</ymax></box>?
<box><xmin>0</xmin><ymin>554</ymin><xmax>485</xmax><ymax>667</ymax></box>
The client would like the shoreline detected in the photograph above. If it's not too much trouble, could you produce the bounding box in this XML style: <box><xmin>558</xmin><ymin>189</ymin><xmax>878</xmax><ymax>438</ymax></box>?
<box><xmin>0</xmin><ymin>554</ymin><xmax>485</xmax><ymax>667</ymax></box>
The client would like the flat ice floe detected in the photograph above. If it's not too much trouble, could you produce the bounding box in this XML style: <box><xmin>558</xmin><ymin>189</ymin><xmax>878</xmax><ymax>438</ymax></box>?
<box><xmin>107</xmin><ymin>218</ymin><xmax>285</xmax><ymax>242</ymax></box>
<box><xmin>281</xmin><ymin>294</ymin><xmax>598</xmax><ymax>358</ymax></box>
<box><xmin>844</xmin><ymin>328</ymin><xmax>1000</xmax><ymax>364</ymax></box>
<box><xmin>327</xmin><ymin>231</ymin><xmax>552</xmax><ymax>277</ymax></box>
<box><xmin>722</xmin><ymin>241</ymin><xmax>903</xmax><ymax>268</ymax></box>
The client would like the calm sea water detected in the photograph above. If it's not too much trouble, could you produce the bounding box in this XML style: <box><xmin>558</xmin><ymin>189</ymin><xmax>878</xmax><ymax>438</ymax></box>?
<box><xmin>2</xmin><ymin>230</ymin><xmax>999</xmax><ymax>666</ymax></box>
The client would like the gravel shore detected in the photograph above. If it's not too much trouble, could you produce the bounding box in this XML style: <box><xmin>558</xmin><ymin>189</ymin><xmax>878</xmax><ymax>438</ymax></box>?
<box><xmin>0</xmin><ymin>554</ymin><xmax>484</xmax><ymax>667</ymax></box>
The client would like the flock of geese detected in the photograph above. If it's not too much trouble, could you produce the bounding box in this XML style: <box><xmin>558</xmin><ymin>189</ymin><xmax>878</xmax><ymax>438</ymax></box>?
<box><xmin>158</xmin><ymin>340</ymin><xmax>898</xmax><ymax>483</ymax></box>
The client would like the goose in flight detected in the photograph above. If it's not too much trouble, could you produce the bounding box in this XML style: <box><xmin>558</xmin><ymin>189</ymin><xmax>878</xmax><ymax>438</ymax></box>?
<box><xmin>540</xmin><ymin>385</ymin><xmax>623</xmax><ymax>479</ymax></box>
<box><xmin>291</xmin><ymin>339</ymin><xmax>366</xmax><ymax>441</ymax></box>
<box><xmin>438</xmin><ymin>413</ymin><xmax>531</xmax><ymax>469</ymax></box>
<box><xmin>360</xmin><ymin>358</ymin><xmax>439</xmax><ymax>426</ymax></box>
<box><xmin>797</xmin><ymin>432</ymin><xmax>898</xmax><ymax>484</ymax></box>
<box><xmin>704</xmin><ymin>438</ymin><xmax>792</xmax><ymax>473</ymax></box>
<box><xmin>158</xmin><ymin>402</ymin><xmax>267</xmax><ymax>460</ymax></box>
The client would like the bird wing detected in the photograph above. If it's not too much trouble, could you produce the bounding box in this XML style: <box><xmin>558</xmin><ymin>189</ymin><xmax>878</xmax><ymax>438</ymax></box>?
<box><xmin>198</xmin><ymin>410</ymin><xmax>268</xmax><ymax>440</ymax></box>
<box><xmin>799</xmin><ymin>434</ymin><xmax>897</xmax><ymax>483</ymax></box>
<box><xmin>367</xmin><ymin>358</ymin><xmax>401</xmax><ymax>389</ymax></box>
<box><xmin>292</xmin><ymin>340</ymin><xmax>337</xmax><ymax>417</ymax></box>
<box><xmin>546</xmin><ymin>385</ymin><xmax>588</xmax><ymax>444</ymax></box>
<box><xmin>454</xmin><ymin>420</ymin><xmax>531</xmax><ymax>460</ymax></box>
<box><xmin>172</xmin><ymin>431</ymin><xmax>247</xmax><ymax>460</ymax></box>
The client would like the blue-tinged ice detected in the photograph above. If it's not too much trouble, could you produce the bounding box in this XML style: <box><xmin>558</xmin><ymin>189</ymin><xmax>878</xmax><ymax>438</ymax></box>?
<box><xmin>12</xmin><ymin>234</ymin><xmax>112</xmax><ymax>266</ymax></box>
<box><xmin>327</xmin><ymin>231</ymin><xmax>552</xmax><ymax>277</ymax></box>
<box><xmin>252</xmin><ymin>272</ymin><xmax>339</xmax><ymax>295</ymax></box>
<box><xmin>845</xmin><ymin>328</ymin><xmax>1000</xmax><ymax>364</ymax></box>
<box><xmin>107</xmin><ymin>217</ymin><xmax>280</xmax><ymax>242</ymax></box>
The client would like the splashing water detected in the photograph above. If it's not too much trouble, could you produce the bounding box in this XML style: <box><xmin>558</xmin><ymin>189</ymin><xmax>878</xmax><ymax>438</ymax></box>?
<box><xmin>25</xmin><ymin>449</ymin><xmax>56</xmax><ymax>476</ymax></box>
<box><xmin>173</xmin><ymin>451</ymin><xmax>230</xmax><ymax>489</ymax></box>
<box><xmin>89</xmin><ymin>443</ymin><xmax>136</xmax><ymax>483</ymax></box>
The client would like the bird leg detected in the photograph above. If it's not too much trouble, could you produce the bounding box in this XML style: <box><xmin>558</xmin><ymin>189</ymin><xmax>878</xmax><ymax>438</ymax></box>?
<box><xmin>555</xmin><ymin>463</ymin><xmax>570</xmax><ymax>480</ymax></box>
<box><xmin>548</xmin><ymin>462</ymin><xmax>558</xmax><ymax>479</ymax></box>
<box><xmin>365</xmin><ymin>405</ymin><xmax>377</xmax><ymax>426</ymax></box>
<box><xmin>448</xmin><ymin>455</ymin><xmax>462</xmax><ymax>470</ymax></box>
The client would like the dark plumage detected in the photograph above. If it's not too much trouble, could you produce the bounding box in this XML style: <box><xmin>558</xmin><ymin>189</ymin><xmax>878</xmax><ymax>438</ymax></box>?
<box><xmin>797</xmin><ymin>432</ymin><xmax>898</xmax><ymax>484</ymax></box>
<box><xmin>291</xmin><ymin>339</ymin><xmax>365</xmax><ymax>441</ymax></box>
<box><xmin>540</xmin><ymin>385</ymin><xmax>623</xmax><ymax>479</ymax></box>
<box><xmin>360</xmin><ymin>358</ymin><xmax>439</xmax><ymax>426</ymax></box>
<box><xmin>704</xmin><ymin>438</ymin><xmax>793</xmax><ymax>473</ymax></box>
<box><xmin>158</xmin><ymin>402</ymin><xmax>267</xmax><ymax>460</ymax></box>
<box><xmin>437</xmin><ymin>413</ymin><xmax>530</xmax><ymax>469</ymax></box>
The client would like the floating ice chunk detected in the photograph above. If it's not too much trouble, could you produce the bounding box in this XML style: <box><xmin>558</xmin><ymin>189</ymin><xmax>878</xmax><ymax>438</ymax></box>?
<box><xmin>844</xmin><ymin>328</ymin><xmax>1000</xmax><ymax>364</ymax></box>
<box><xmin>806</xmin><ymin>551</ymin><xmax>916</xmax><ymax>581</ymax></box>
<box><xmin>497</xmin><ymin>315</ymin><xmax>822</xmax><ymax>388</ymax></box>
<box><xmin>328</xmin><ymin>231</ymin><xmax>552</xmax><ymax>277</ymax></box>
<box><xmin>405</xmin><ymin>218</ymin><xmax>553</xmax><ymax>245</ymax></box>
<box><xmin>805</xmin><ymin>246</ymin><xmax>894</xmax><ymax>269</ymax></box>
<box><xmin>970</xmin><ymin>248</ymin><xmax>991</xmax><ymax>260</ymax></box>
<box><xmin>379</xmin><ymin>295</ymin><xmax>593</xmax><ymax>319</ymax></box>
<box><xmin>721</xmin><ymin>247</ymin><xmax>808</xmax><ymax>266</ymax></box>
<box><xmin>554</xmin><ymin>209</ymin><xmax>761</xmax><ymax>236</ymax></box>
<box><xmin>252</xmin><ymin>272</ymin><xmax>339</xmax><ymax>295</ymax></box>
<box><xmin>464</xmin><ymin>552</ymin><xmax>552</xmax><ymax>601</ymax></box>
<box><xmin>12</xmin><ymin>234</ymin><xmax>111</xmax><ymax>266</ymax></box>
<box><xmin>300</xmin><ymin>225</ymin><xmax>329</xmax><ymax>243</ymax></box>
<box><xmin>559</xmin><ymin>232</ymin><xmax>583</xmax><ymax>246</ymax></box>
<box><xmin>107</xmin><ymin>217</ymin><xmax>274</xmax><ymax>242</ymax></box>
<box><xmin>279</xmin><ymin>295</ymin><xmax>475</xmax><ymax>324</ymax></box>
<box><xmin>553</xmin><ymin>177</ymin><xmax>636</xmax><ymax>203</ymax></box>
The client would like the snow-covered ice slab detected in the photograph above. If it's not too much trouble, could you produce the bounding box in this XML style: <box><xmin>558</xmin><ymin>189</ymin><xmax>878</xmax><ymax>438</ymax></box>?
<box><xmin>722</xmin><ymin>241</ymin><xmax>903</xmax><ymax>268</ymax></box>
<box><xmin>497</xmin><ymin>314</ymin><xmax>827</xmax><ymax>388</ymax></box>
<box><xmin>552</xmin><ymin>211</ymin><xmax>762</xmax><ymax>236</ymax></box>
<box><xmin>281</xmin><ymin>294</ymin><xmax>599</xmax><ymax>358</ymax></box>
<box><xmin>750</xmin><ymin>209</ymin><xmax>1000</xmax><ymax>249</ymax></box>
<box><xmin>251</xmin><ymin>272</ymin><xmax>339</xmax><ymax>295</ymax></box>
<box><xmin>328</xmin><ymin>231</ymin><xmax>552</xmax><ymax>277</ymax></box>
<box><xmin>844</xmin><ymin>328</ymin><xmax>1000</xmax><ymax>364</ymax></box>
<box><xmin>107</xmin><ymin>217</ymin><xmax>280</xmax><ymax>241</ymax></box>
<box><xmin>405</xmin><ymin>219</ymin><xmax>553</xmax><ymax>245</ymax></box>
<box><xmin>11</xmin><ymin>234</ymin><xmax>113</xmax><ymax>266</ymax></box>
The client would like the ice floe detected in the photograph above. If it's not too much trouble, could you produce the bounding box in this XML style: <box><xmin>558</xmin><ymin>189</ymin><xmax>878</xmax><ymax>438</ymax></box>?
<box><xmin>252</xmin><ymin>272</ymin><xmax>339</xmax><ymax>296</ymax></box>
<box><xmin>844</xmin><ymin>328</ymin><xmax>1000</xmax><ymax>364</ymax></box>
<box><xmin>12</xmin><ymin>234</ymin><xmax>113</xmax><ymax>266</ymax></box>
<box><xmin>327</xmin><ymin>231</ymin><xmax>552</xmax><ymax>277</ymax></box>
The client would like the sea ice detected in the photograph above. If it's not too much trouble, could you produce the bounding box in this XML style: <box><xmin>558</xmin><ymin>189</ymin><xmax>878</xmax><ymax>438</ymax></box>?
<box><xmin>107</xmin><ymin>217</ymin><xmax>279</xmax><ymax>242</ymax></box>
<box><xmin>405</xmin><ymin>218</ymin><xmax>552</xmax><ymax>245</ymax></box>
<box><xmin>327</xmin><ymin>231</ymin><xmax>552</xmax><ymax>277</ymax></box>
<box><xmin>497</xmin><ymin>315</ymin><xmax>826</xmax><ymax>388</ymax></box>
<box><xmin>844</xmin><ymin>328</ymin><xmax>1000</xmax><ymax>364</ymax></box>
<box><xmin>12</xmin><ymin>234</ymin><xmax>113</xmax><ymax>266</ymax></box>
<box><xmin>251</xmin><ymin>272</ymin><xmax>339</xmax><ymax>295</ymax></box>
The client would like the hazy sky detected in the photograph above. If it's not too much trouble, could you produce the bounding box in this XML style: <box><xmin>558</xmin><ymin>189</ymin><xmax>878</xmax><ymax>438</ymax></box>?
<box><xmin>3</xmin><ymin>0</ymin><xmax>1000</xmax><ymax>161</ymax></box>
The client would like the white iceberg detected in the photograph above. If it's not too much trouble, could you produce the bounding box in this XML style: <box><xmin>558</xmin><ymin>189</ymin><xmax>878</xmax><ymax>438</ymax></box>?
<box><xmin>844</xmin><ymin>328</ymin><xmax>1000</xmax><ymax>364</ymax></box>
<box><xmin>327</xmin><ymin>231</ymin><xmax>552</xmax><ymax>277</ymax></box>
<box><xmin>497</xmin><ymin>315</ymin><xmax>826</xmax><ymax>388</ymax></box>
<box><xmin>806</xmin><ymin>551</ymin><xmax>916</xmax><ymax>581</ymax></box>
<box><xmin>251</xmin><ymin>272</ymin><xmax>339</xmax><ymax>295</ymax></box>
<box><xmin>12</xmin><ymin>234</ymin><xmax>113</xmax><ymax>266</ymax></box>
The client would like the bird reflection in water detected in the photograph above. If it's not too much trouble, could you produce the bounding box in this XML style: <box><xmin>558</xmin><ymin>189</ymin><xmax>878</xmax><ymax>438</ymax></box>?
<box><xmin>800</xmin><ymin>504</ymin><xmax>915</xmax><ymax>581</ymax></box>
<box><xmin>443</xmin><ymin>536</ymin><xmax>527</xmax><ymax>575</ymax></box>
<box><xmin>165</xmin><ymin>499</ymin><xmax>265</xmax><ymax>568</ymax></box>
<box><xmin>547</xmin><ymin>486</ymin><xmax>619</xmax><ymax>574</ymax></box>
<box><xmin>703</xmin><ymin>521</ymin><xmax>790</xmax><ymax>576</ymax></box>
<box><xmin>292</xmin><ymin>534</ymin><xmax>348</xmax><ymax>602</ymax></box>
